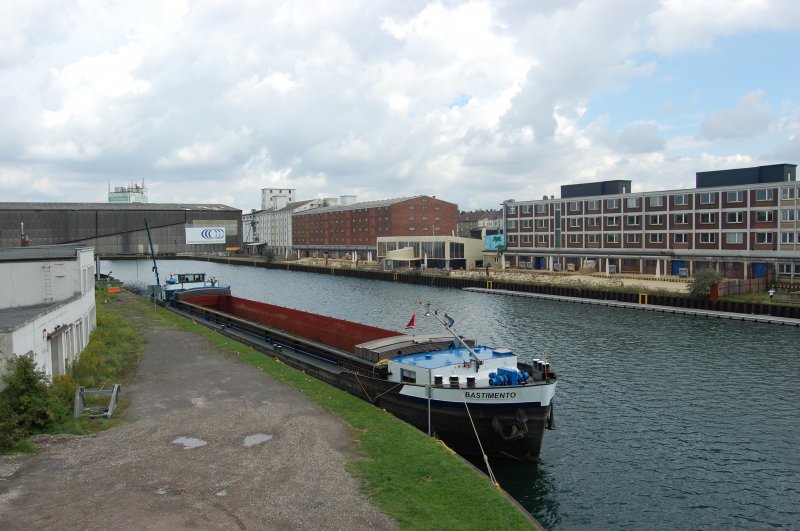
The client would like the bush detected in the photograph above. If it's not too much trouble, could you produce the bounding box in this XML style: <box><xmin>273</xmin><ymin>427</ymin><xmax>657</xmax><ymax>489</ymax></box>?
<box><xmin>688</xmin><ymin>268</ymin><xmax>723</xmax><ymax>299</ymax></box>
<box><xmin>0</xmin><ymin>354</ymin><xmax>70</xmax><ymax>449</ymax></box>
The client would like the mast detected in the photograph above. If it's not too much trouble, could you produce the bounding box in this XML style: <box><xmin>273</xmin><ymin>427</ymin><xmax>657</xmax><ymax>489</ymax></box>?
<box><xmin>144</xmin><ymin>218</ymin><xmax>160</xmax><ymax>287</ymax></box>
<box><xmin>423</xmin><ymin>302</ymin><xmax>483</xmax><ymax>366</ymax></box>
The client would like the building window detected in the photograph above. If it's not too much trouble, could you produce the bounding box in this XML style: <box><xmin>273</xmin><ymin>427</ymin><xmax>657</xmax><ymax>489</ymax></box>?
<box><xmin>699</xmin><ymin>233</ymin><xmax>716</xmax><ymax>244</ymax></box>
<box><xmin>587</xmin><ymin>234</ymin><xmax>599</xmax><ymax>243</ymax></box>
<box><xmin>781</xmin><ymin>232</ymin><xmax>795</xmax><ymax>244</ymax></box>
<box><xmin>674</xmin><ymin>214</ymin><xmax>688</xmax><ymax>225</ymax></box>
<box><xmin>755</xmin><ymin>232</ymin><xmax>774</xmax><ymax>244</ymax></box>
<box><xmin>569</xmin><ymin>218</ymin><xmax>581</xmax><ymax>228</ymax></box>
<box><xmin>569</xmin><ymin>234</ymin><xmax>582</xmax><ymax>244</ymax></box>
<box><xmin>587</xmin><ymin>200</ymin><xmax>600</xmax><ymax>210</ymax></box>
<box><xmin>673</xmin><ymin>194</ymin><xmax>689</xmax><ymax>205</ymax></box>
<box><xmin>649</xmin><ymin>195</ymin><xmax>665</xmax><ymax>207</ymax></box>
<box><xmin>699</xmin><ymin>192</ymin><xmax>715</xmax><ymax>205</ymax></box>
<box><xmin>607</xmin><ymin>216</ymin><xmax>620</xmax><ymax>227</ymax></box>
<box><xmin>537</xmin><ymin>234</ymin><xmax>548</xmax><ymax>244</ymax></box>
<box><xmin>409</xmin><ymin>216</ymin><xmax>415</xmax><ymax>221</ymax></box>
<box><xmin>649</xmin><ymin>233</ymin><xmax>664</xmax><ymax>244</ymax></box>
<box><xmin>726</xmin><ymin>232</ymin><xmax>744</xmax><ymax>244</ymax></box>
<box><xmin>700</xmin><ymin>213</ymin><xmax>716</xmax><ymax>224</ymax></box>
<box><xmin>535</xmin><ymin>203</ymin><xmax>548</xmax><ymax>214</ymax></box>
<box><xmin>781</xmin><ymin>187</ymin><xmax>795</xmax><ymax>200</ymax></box>
<box><xmin>522</xmin><ymin>234</ymin><xmax>532</xmax><ymax>243</ymax></box>
<box><xmin>606</xmin><ymin>198</ymin><xmax>619</xmax><ymax>209</ymax></box>
<box><xmin>535</xmin><ymin>219</ymin><xmax>547</xmax><ymax>228</ymax></box>
<box><xmin>587</xmin><ymin>217</ymin><xmax>600</xmax><ymax>227</ymax></box>
<box><xmin>727</xmin><ymin>191</ymin><xmax>744</xmax><ymax>203</ymax></box>
<box><xmin>726</xmin><ymin>212</ymin><xmax>744</xmax><ymax>224</ymax></box>
<box><xmin>781</xmin><ymin>209</ymin><xmax>796</xmax><ymax>221</ymax></box>
<box><xmin>507</xmin><ymin>205</ymin><xmax>518</xmax><ymax>214</ymax></box>
<box><xmin>649</xmin><ymin>215</ymin><xmax>663</xmax><ymax>225</ymax></box>
<box><xmin>627</xmin><ymin>215</ymin><xmax>641</xmax><ymax>226</ymax></box>
<box><xmin>522</xmin><ymin>219</ymin><xmax>532</xmax><ymax>228</ymax></box>
<box><xmin>409</xmin><ymin>226</ymin><xmax>415</xmax><ymax>231</ymax></box>
<box><xmin>569</xmin><ymin>201</ymin><xmax>581</xmax><ymax>212</ymax></box>
<box><xmin>755</xmin><ymin>189</ymin><xmax>774</xmax><ymax>201</ymax></box>
<box><xmin>674</xmin><ymin>233</ymin><xmax>689</xmax><ymax>244</ymax></box>
<box><xmin>606</xmin><ymin>233</ymin><xmax>620</xmax><ymax>244</ymax></box>
<box><xmin>507</xmin><ymin>220</ymin><xmax>518</xmax><ymax>230</ymax></box>
<box><xmin>507</xmin><ymin>234</ymin><xmax>517</xmax><ymax>243</ymax></box>
<box><xmin>627</xmin><ymin>233</ymin><xmax>640</xmax><ymax>244</ymax></box>
<box><xmin>626</xmin><ymin>197</ymin><xmax>640</xmax><ymax>208</ymax></box>
<box><xmin>755</xmin><ymin>210</ymin><xmax>774</xmax><ymax>223</ymax></box>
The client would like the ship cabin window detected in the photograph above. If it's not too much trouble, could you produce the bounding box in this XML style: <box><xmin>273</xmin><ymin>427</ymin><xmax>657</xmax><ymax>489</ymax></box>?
<box><xmin>400</xmin><ymin>368</ymin><xmax>417</xmax><ymax>383</ymax></box>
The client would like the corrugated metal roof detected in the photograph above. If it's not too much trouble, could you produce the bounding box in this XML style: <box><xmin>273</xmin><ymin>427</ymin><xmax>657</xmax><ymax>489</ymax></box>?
<box><xmin>0</xmin><ymin>202</ymin><xmax>240</xmax><ymax>212</ymax></box>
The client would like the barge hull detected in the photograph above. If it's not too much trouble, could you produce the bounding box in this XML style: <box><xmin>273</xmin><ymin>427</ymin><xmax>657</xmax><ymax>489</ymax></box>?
<box><xmin>174</xmin><ymin>294</ymin><xmax>554</xmax><ymax>461</ymax></box>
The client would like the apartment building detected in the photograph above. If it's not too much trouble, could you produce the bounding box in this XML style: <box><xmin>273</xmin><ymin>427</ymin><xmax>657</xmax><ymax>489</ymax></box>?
<box><xmin>457</xmin><ymin>209</ymin><xmax>502</xmax><ymax>238</ymax></box>
<box><xmin>292</xmin><ymin>196</ymin><xmax>459</xmax><ymax>260</ymax></box>
<box><xmin>501</xmin><ymin>164</ymin><xmax>798</xmax><ymax>280</ymax></box>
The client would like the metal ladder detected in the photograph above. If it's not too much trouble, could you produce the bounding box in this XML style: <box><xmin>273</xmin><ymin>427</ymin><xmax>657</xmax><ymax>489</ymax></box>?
<box><xmin>43</xmin><ymin>264</ymin><xmax>53</xmax><ymax>303</ymax></box>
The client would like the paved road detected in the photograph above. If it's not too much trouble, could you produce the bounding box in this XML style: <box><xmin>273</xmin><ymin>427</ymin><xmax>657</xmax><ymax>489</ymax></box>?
<box><xmin>0</xmin><ymin>298</ymin><xmax>396</xmax><ymax>530</ymax></box>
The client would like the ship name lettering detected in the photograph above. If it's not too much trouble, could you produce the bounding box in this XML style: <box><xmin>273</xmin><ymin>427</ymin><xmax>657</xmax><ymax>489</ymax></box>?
<box><xmin>464</xmin><ymin>391</ymin><xmax>517</xmax><ymax>399</ymax></box>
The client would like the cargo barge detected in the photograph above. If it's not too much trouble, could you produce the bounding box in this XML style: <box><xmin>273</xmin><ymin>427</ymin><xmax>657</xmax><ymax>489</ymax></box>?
<box><xmin>170</xmin><ymin>291</ymin><xmax>557</xmax><ymax>461</ymax></box>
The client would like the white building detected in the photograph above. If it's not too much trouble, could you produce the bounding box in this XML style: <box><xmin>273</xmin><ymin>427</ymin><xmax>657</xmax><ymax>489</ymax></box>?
<box><xmin>108</xmin><ymin>181</ymin><xmax>148</xmax><ymax>203</ymax></box>
<box><xmin>0</xmin><ymin>245</ymin><xmax>97</xmax><ymax>382</ymax></box>
<box><xmin>243</xmin><ymin>190</ymin><xmax>340</xmax><ymax>257</ymax></box>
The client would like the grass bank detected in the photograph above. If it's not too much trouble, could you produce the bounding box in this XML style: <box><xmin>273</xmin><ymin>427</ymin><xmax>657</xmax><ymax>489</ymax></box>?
<box><xmin>112</xmin><ymin>293</ymin><xmax>540</xmax><ymax>530</ymax></box>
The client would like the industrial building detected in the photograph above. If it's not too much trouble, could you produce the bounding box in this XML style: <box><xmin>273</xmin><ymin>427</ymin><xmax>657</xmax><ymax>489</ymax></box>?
<box><xmin>501</xmin><ymin>163</ymin><xmax>799</xmax><ymax>281</ymax></box>
<box><xmin>291</xmin><ymin>195</ymin><xmax>459</xmax><ymax>260</ymax></box>
<box><xmin>0</xmin><ymin>245</ymin><xmax>96</xmax><ymax>381</ymax></box>
<box><xmin>1</xmin><ymin>203</ymin><xmax>242</xmax><ymax>257</ymax></box>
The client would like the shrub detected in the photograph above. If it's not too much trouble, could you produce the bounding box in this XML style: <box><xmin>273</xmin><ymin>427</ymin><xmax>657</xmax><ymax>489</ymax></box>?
<box><xmin>0</xmin><ymin>354</ymin><xmax>71</xmax><ymax>449</ymax></box>
<box><xmin>688</xmin><ymin>268</ymin><xmax>723</xmax><ymax>299</ymax></box>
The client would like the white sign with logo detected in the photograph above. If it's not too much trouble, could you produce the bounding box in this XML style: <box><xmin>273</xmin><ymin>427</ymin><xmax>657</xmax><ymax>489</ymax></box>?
<box><xmin>186</xmin><ymin>227</ymin><xmax>226</xmax><ymax>244</ymax></box>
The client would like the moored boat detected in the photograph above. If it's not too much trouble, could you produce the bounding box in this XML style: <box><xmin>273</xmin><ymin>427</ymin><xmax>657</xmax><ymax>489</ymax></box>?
<box><xmin>170</xmin><ymin>291</ymin><xmax>557</xmax><ymax>461</ymax></box>
<box><xmin>160</xmin><ymin>272</ymin><xmax>230</xmax><ymax>302</ymax></box>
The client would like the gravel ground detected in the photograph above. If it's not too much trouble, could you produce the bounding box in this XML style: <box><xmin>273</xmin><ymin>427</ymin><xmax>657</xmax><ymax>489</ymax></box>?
<box><xmin>0</xmin><ymin>300</ymin><xmax>397</xmax><ymax>530</ymax></box>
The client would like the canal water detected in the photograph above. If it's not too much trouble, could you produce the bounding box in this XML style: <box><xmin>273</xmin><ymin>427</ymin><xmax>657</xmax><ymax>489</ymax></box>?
<box><xmin>106</xmin><ymin>260</ymin><xmax>800</xmax><ymax>530</ymax></box>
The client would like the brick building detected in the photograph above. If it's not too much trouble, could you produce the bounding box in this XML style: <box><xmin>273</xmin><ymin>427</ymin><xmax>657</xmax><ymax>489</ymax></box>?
<box><xmin>501</xmin><ymin>164</ymin><xmax>798</xmax><ymax>281</ymax></box>
<box><xmin>292</xmin><ymin>196</ymin><xmax>458</xmax><ymax>260</ymax></box>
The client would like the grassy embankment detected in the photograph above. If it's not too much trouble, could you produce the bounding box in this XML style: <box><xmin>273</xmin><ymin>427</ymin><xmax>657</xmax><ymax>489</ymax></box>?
<box><xmin>19</xmin><ymin>291</ymin><xmax>539</xmax><ymax>530</ymax></box>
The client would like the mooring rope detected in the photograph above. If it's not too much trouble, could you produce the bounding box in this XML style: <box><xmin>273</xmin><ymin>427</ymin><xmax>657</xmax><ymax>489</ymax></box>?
<box><xmin>460</xmin><ymin>388</ymin><xmax>500</xmax><ymax>489</ymax></box>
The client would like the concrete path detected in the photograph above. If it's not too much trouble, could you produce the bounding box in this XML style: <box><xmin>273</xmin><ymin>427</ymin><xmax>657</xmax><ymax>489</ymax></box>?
<box><xmin>0</xmin><ymin>297</ymin><xmax>397</xmax><ymax>530</ymax></box>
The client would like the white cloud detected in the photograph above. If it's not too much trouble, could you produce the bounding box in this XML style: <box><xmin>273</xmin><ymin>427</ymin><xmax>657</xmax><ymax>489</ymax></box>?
<box><xmin>155</xmin><ymin>128</ymin><xmax>254</xmax><ymax>168</ymax></box>
<box><xmin>648</xmin><ymin>0</ymin><xmax>800</xmax><ymax>54</ymax></box>
<box><xmin>0</xmin><ymin>1</ymin><xmax>797</xmax><ymax>213</ymax></box>
<box><xmin>700</xmin><ymin>90</ymin><xmax>774</xmax><ymax>140</ymax></box>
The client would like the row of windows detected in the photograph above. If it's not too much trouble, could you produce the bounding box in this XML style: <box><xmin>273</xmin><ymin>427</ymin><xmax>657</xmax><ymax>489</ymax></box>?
<box><xmin>507</xmin><ymin>232</ymin><xmax>795</xmax><ymax>245</ymax></box>
<box><xmin>509</xmin><ymin>209</ymin><xmax>800</xmax><ymax>229</ymax></box>
<box><xmin>507</xmin><ymin>187</ymin><xmax>798</xmax><ymax>215</ymax></box>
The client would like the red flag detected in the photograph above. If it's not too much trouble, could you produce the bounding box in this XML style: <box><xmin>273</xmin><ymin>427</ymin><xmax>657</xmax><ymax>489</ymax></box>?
<box><xmin>405</xmin><ymin>313</ymin><xmax>416</xmax><ymax>329</ymax></box>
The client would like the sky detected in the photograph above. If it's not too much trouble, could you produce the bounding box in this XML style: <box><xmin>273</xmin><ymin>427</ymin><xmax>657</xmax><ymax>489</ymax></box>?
<box><xmin>1</xmin><ymin>0</ymin><xmax>798</xmax><ymax>213</ymax></box>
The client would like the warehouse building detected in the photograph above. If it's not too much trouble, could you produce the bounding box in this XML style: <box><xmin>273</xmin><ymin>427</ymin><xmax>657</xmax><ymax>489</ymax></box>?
<box><xmin>0</xmin><ymin>203</ymin><xmax>242</xmax><ymax>257</ymax></box>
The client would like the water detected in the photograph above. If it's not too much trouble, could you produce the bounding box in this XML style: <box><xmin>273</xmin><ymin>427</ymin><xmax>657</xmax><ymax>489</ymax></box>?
<box><xmin>106</xmin><ymin>260</ymin><xmax>800</xmax><ymax>529</ymax></box>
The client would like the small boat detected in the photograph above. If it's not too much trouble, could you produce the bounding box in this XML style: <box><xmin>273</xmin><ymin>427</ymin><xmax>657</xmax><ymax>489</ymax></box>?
<box><xmin>170</xmin><ymin>291</ymin><xmax>557</xmax><ymax>461</ymax></box>
<box><xmin>161</xmin><ymin>273</ymin><xmax>230</xmax><ymax>302</ymax></box>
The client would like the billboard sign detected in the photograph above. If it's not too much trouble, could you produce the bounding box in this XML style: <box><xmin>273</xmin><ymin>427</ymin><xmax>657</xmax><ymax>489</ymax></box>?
<box><xmin>186</xmin><ymin>227</ymin><xmax>226</xmax><ymax>244</ymax></box>
<box><xmin>484</xmin><ymin>234</ymin><xmax>505</xmax><ymax>251</ymax></box>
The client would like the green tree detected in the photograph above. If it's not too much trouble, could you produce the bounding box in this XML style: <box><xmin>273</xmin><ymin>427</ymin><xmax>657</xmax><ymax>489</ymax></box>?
<box><xmin>688</xmin><ymin>268</ymin><xmax>723</xmax><ymax>299</ymax></box>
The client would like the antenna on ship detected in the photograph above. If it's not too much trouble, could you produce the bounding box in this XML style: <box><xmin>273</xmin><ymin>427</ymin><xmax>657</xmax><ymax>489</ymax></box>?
<box><xmin>422</xmin><ymin>302</ymin><xmax>483</xmax><ymax>367</ymax></box>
